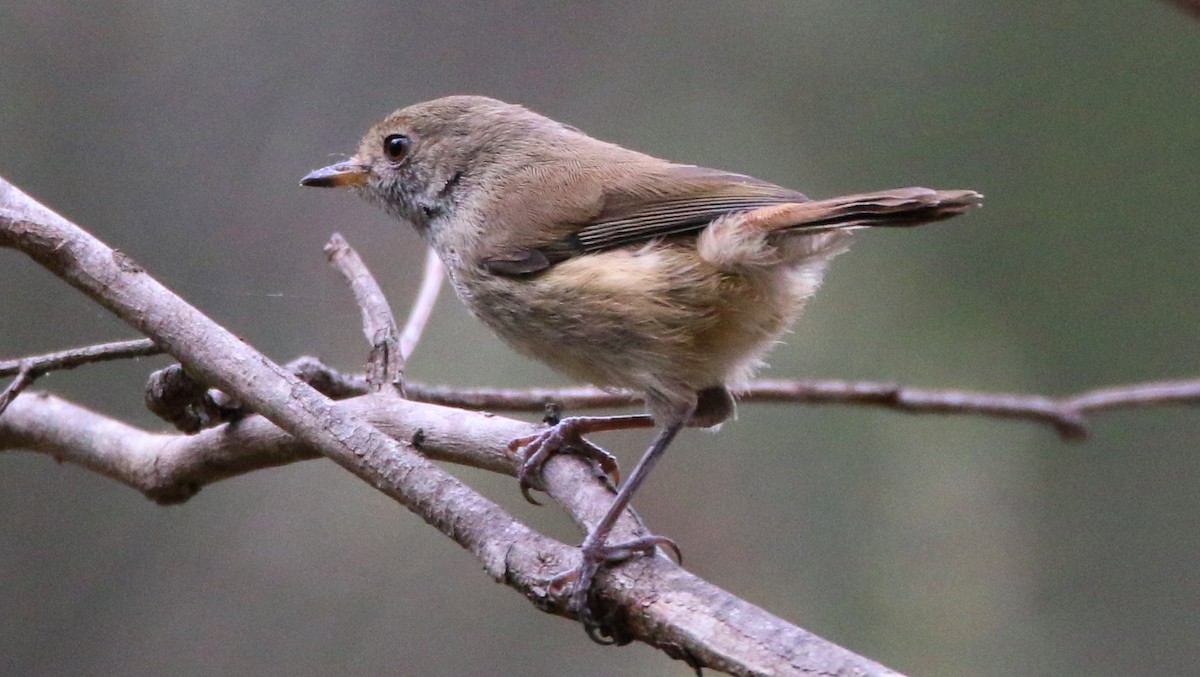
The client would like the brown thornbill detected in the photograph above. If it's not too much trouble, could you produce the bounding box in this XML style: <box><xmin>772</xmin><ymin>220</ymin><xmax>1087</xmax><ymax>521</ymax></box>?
<box><xmin>302</xmin><ymin>95</ymin><xmax>982</xmax><ymax>640</ymax></box>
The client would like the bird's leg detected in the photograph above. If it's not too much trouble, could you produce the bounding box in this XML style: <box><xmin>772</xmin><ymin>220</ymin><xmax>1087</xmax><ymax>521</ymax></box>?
<box><xmin>509</xmin><ymin>414</ymin><xmax>654</xmax><ymax>504</ymax></box>
<box><xmin>510</xmin><ymin>394</ymin><xmax>713</xmax><ymax>640</ymax></box>
<box><xmin>558</xmin><ymin>412</ymin><xmax>691</xmax><ymax>643</ymax></box>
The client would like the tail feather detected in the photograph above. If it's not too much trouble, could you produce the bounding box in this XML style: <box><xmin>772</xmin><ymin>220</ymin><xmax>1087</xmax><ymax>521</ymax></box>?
<box><xmin>744</xmin><ymin>187</ymin><xmax>983</xmax><ymax>234</ymax></box>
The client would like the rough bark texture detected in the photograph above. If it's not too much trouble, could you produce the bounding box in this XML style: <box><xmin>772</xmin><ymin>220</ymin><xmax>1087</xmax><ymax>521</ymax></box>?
<box><xmin>1</xmin><ymin>175</ymin><xmax>900</xmax><ymax>675</ymax></box>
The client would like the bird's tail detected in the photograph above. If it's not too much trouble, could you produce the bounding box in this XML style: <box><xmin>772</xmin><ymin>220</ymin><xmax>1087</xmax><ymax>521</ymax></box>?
<box><xmin>744</xmin><ymin>187</ymin><xmax>983</xmax><ymax>234</ymax></box>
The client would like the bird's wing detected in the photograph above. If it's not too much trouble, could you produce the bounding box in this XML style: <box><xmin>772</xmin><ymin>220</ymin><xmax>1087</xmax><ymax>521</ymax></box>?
<box><xmin>481</xmin><ymin>164</ymin><xmax>981</xmax><ymax>278</ymax></box>
<box><xmin>565</xmin><ymin>166</ymin><xmax>808</xmax><ymax>254</ymax></box>
<box><xmin>482</xmin><ymin>165</ymin><xmax>808</xmax><ymax>276</ymax></box>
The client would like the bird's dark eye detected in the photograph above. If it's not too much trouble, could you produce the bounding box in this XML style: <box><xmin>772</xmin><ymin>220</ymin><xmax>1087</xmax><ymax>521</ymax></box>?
<box><xmin>383</xmin><ymin>134</ymin><xmax>411</xmax><ymax>162</ymax></box>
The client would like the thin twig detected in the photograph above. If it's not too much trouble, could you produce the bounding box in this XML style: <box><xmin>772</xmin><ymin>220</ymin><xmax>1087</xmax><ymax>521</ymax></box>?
<box><xmin>406</xmin><ymin>382</ymin><xmax>633</xmax><ymax>410</ymax></box>
<box><xmin>0</xmin><ymin>337</ymin><xmax>161</xmax><ymax>378</ymax></box>
<box><xmin>399</xmin><ymin>246</ymin><xmax>444</xmax><ymax>362</ymax></box>
<box><xmin>10</xmin><ymin>331</ymin><xmax>1192</xmax><ymax>443</ymax></box>
<box><xmin>0</xmin><ymin>366</ymin><xmax>35</xmax><ymax>415</ymax></box>
<box><xmin>1067</xmin><ymin>379</ymin><xmax>1200</xmax><ymax>411</ymax></box>
<box><xmin>287</xmin><ymin>356</ymin><xmax>370</xmax><ymax>398</ymax></box>
<box><xmin>0</xmin><ymin>338</ymin><xmax>163</xmax><ymax>415</ymax></box>
<box><xmin>325</xmin><ymin>233</ymin><xmax>403</xmax><ymax>390</ymax></box>
<box><xmin>402</xmin><ymin>374</ymin><xmax>1200</xmax><ymax>441</ymax></box>
<box><xmin>737</xmin><ymin>379</ymin><xmax>1096</xmax><ymax>438</ymax></box>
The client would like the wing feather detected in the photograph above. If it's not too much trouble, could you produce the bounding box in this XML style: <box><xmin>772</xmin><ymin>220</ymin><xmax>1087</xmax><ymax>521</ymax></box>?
<box><xmin>570</xmin><ymin>166</ymin><xmax>807</xmax><ymax>253</ymax></box>
<box><xmin>482</xmin><ymin>164</ymin><xmax>809</xmax><ymax>277</ymax></box>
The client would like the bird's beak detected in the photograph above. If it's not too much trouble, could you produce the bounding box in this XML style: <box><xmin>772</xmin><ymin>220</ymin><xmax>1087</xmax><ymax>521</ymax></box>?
<box><xmin>300</xmin><ymin>161</ymin><xmax>369</xmax><ymax>188</ymax></box>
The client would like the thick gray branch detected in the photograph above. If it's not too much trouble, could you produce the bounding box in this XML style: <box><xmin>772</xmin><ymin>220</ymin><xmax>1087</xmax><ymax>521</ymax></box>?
<box><xmin>0</xmin><ymin>175</ymin><xmax>897</xmax><ymax>676</ymax></box>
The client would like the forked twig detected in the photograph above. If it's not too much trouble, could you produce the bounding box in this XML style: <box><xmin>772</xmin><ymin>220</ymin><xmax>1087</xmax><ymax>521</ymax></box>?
<box><xmin>0</xmin><ymin>338</ymin><xmax>162</xmax><ymax>414</ymax></box>
<box><xmin>0</xmin><ymin>337</ymin><xmax>161</xmax><ymax>378</ymax></box>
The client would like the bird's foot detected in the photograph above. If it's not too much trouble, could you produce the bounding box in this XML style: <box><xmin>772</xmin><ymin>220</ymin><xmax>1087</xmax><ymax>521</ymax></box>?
<box><xmin>509</xmin><ymin>417</ymin><xmax>621</xmax><ymax>505</ymax></box>
<box><xmin>551</xmin><ymin>534</ymin><xmax>683</xmax><ymax>644</ymax></box>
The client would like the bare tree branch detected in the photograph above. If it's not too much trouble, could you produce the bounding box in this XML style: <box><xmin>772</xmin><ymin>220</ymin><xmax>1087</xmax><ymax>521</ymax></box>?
<box><xmin>3</xmin><ymin>164</ymin><xmax>1196</xmax><ymax>673</ymax></box>
<box><xmin>1067</xmin><ymin>379</ymin><xmax>1200</xmax><ymax>411</ymax></box>
<box><xmin>7</xmin><ymin>335</ymin><xmax>1193</xmax><ymax>441</ymax></box>
<box><xmin>321</xmin><ymin>237</ymin><xmax>442</xmax><ymax>395</ymax></box>
<box><xmin>728</xmin><ymin>378</ymin><xmax>1200</xmax><ymax>440</ymax></box>
<box><xmin>399</xmin><ymin>246</ymin><xmax>444</xmax><ymax>363</ymax></box>
<box><xmin>0</xmin><ymin>387</ymin><xmax>902</xmax><ymax>675</ymax></box>
<box><xmin>0</xmin><ymin>337</ymin><xmax>161</xmax><ymax>378</ymax></box>
<box><xmin>0</xmin><ymin>174</ymin><xmax>898</xmax><ymax>676</ymax></box>
<box><xmin>5</xmin><ymin>337</ymin><xmax>1196</xmax><ymax>444</ymax></box>
<box><xmin>291</xmin><ymin>361</ymin><xmax>1200</xmax><ymax>441</ymax></box>
<box><xmin>0</xmin><ymin>338</ymin><xmax>163</xmax><ymax>415</ymax></box>
<box><xmin>325</xmin><ymin>233</ymin><xmax>403</xmax><ymax>390</ymax></box>
<box><xmin>0</xmin><ymin>366</ymin><xmax>35</xmax><ymax>415</ymax></box>
<box><xmin>0</xmin><ymin>391</ymin><xmax>511</xmax><ymax>502</ymax></box>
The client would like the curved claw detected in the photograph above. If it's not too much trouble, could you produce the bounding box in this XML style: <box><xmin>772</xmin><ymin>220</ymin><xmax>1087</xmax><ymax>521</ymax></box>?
<box><xmin>567</xmin><ymin>556</ymin><xmax>613</xmax><ymax>645</ymax></box>
<box><xmin>638</xmin><ymin>535</ymin><xmax>682</xmax><ymax>566</ymax></box>
<box><xmin>509</xmin><ymin>419</ymin><xmax>622</xmax><ymax>505</ymax></box>
<box><xmin>583</xmin><ymin>616</ymin><xmax>620</xmax><ymax>646</ymax></box>
<box><xmin>578</xmin><ymin>440</ymin><xmax>620</xmax><ymax>486</ymax></box>
<box><xmin>517</xmin><ymin>459</ymin><xmax>546</xmax><ymax>506</ymax></box>
<box><xmin>519</xmin><ymin>483</ymin><xmax>543</xmax><ymax>506</ymax></box>
<box><xmin>513</xmin><ymin>427</ymin><xmax>559</xmax><ymax>505</ymax></box>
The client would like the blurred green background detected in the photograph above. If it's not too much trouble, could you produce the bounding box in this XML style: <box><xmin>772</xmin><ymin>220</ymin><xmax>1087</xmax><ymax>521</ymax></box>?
<box><xmin>2</xmin><ymin>2</ymin><xmax>1197</xmax><ymax>675</ymax></box>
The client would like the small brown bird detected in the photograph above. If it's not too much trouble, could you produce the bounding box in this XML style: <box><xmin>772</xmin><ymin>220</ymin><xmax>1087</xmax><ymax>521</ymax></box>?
<box><xmin>302</xmin><ymin>95</ymin><xmax>981</xmax><ymax>638</ymax></box>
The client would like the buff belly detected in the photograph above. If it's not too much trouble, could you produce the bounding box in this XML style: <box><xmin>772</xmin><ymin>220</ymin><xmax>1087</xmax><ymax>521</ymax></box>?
<box><xmin>453</xmin><ymin>228</ymin><xmax>850</xmax><ymax>420</ymax></box>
